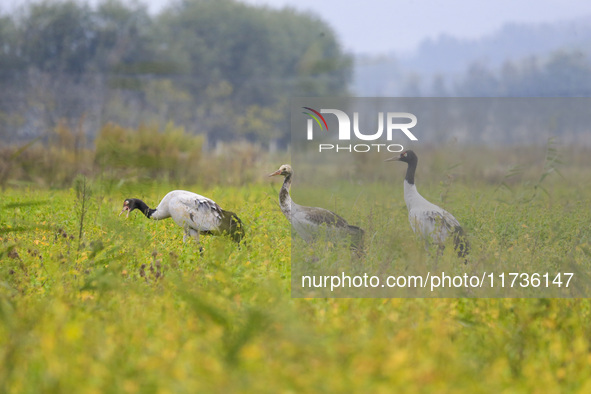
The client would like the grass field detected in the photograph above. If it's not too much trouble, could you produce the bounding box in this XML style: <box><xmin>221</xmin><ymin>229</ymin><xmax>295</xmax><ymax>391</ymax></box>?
<box><xmin>2</xmin><ymin>145</ymin><xmax>591</xmax><ymax>392</ymax></box>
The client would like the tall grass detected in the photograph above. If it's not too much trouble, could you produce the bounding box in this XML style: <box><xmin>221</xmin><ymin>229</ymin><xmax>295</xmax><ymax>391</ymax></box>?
<box><xmin>0</xmin><ymin>121</ymin><xmax>283</xmax><ymax>189</ymax></box>
<box><xmin>1</xmin><ymin>142</ymin><xmax>591</xmax><ymax>391</ymax></box>
<box><xmin>95</xmin><ymin>122</ymin><xmax>204</xmax><ymax>183</ymax></box>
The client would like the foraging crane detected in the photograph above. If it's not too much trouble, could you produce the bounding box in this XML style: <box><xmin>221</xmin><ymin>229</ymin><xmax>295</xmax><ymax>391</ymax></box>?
<box><xmin>386</xmin><ymin>150</ymin><xmax>469</xmax><ymax>260</ymax></box>
<box><xmin>119</xmin><ymin>190</ymin><xmax>244</xmax><ymax>245</ymax></box>
<box><xmin>268</xmin><ymin>164</ymin><xmax>364</xmax><ymax>251</ymax></box>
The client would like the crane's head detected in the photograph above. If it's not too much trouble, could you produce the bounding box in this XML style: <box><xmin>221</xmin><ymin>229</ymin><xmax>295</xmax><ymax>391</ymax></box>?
<box><xmin>268</xmin><ymin>164</ymin><xmax>293</xmax><ymax>178</ymax></box>
<box><xmin>385</xmin><ymin>150</ymin><xmax>417</xmax><ymax>164</ymax></box>
<box><xmin>119</xmin><ymin>198</ymin><xmax>140</xmax><ymax>218</ymax></box>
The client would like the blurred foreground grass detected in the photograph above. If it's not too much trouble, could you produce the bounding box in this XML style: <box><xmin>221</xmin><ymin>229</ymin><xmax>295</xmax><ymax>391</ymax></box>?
<box><xmin>1</xmin><ymin>145</ymin><xmax>591</xmax><ymax>391</ymax></box>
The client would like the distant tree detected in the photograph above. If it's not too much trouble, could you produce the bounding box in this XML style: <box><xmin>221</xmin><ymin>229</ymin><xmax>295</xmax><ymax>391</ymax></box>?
<box><xmin>430</xmin><ymin>74</ymin><xmax>449</xmax><ymax>96</ymax></box>
<box><xmin>15</xmin><ymin>1</ymin><xmax>98</xmax><ymax>76</ymax></box>
<box><xmin>455</xmin><ymin>63</ymin><xmax>499</xmax><ymax>96</ymax></box>
<box><xmin>499</xmin><ymin>61</ymin><xmax>520</xmax><ymax>95</ymax></box>
<box><xmin>401</xmin><ymin>73</ymin><xmax>422</xmax><ymax>96</ymax></box>
<box><xmin>542</xmin><ymin>51</ymin><xmax>591</xmax><ymax>96</ymax></box>
<box><xmin>93</xmin><ymin>0</ymin><xmax>157</xmax><ymax>74</ymax></box>
<box><xmin>155</xmin><ymin>0</ymin><xmax>351</xmax><ymax>145</ymax></box>
<box><xmin>457</xmin><ymin>50</ymin><xmax>591</xmax><ymax>97</ymax></box>
<box><xmin>0</xmin><ymin>0</ymin><xmax>352</xmax><ymax>147</ymax></box>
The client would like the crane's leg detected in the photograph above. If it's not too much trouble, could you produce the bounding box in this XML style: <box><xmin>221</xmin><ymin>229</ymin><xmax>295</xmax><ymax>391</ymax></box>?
<box><xmin>187</xmin><ymin>227</ymin><xmax>204</xmax><ymax>255</ymax></box>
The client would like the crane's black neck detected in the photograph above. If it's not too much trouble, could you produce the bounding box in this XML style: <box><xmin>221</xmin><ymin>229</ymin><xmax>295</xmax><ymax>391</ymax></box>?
<box><xmin>404</xmin><ymin>158</ymin><xmax>417</xmax><ymax>185</ymax></box>
<box><xmin>130</xmin><ymin>199</ymin><xmax>156</xmax><ymax>218</ymax></box>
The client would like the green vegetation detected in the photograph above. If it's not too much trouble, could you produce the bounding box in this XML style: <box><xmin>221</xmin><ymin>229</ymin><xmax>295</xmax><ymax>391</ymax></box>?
<box><xmin>95</xmin><ymin>122</ymin><xmax>204</xmax><ymax>183</ymax></box>
<box><xmin>2</xmin><ymin>144</ymin><xmax>591</xmax><ymax>391</ymax></box>
<box><xmin>0</xmin><ymin>121</ymin><xmax>270</xmax><ymax>189</ymax></box>
<box><xmin>2</xmin><ymin>1</ymin><xmax>590</xmax><ymax>391</ymax></box>
<box><xmin>289</xmin><ymin>142</ymin><xmax>591</xmax><ymax>297</ymax></box>
<box><xmin>0</xmin><ymin>0</ymin><xmax>351</xmax><ymax>146</ymax></box>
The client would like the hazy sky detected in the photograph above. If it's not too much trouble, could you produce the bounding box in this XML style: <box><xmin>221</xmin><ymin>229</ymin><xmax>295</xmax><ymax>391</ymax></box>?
<box><xmin>3</xmin><ymin>0</ymin><xmax>591</xmax><ymax>54</ymax></box>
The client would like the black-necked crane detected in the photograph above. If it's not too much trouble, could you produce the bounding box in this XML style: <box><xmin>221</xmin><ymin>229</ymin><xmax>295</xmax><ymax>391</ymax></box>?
<box><xmin>268</xmin><ymin>164</ymin><xmax>364</xmax><ymax>252</ymax></box>
<box><xmin>119</xmin><ymin>190</ymin><xmax>244</xmax><ymax>246</ymax></box>
<box><xmin>386</xmin><ymin>150</ymin><xmax>469</xmax><ymax>261</ymax></box>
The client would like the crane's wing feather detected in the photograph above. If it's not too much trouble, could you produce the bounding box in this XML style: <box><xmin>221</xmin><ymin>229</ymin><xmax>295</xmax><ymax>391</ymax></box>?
<box><xmin>290</xmin><ymin>205</ymin><xmax>357</xmax><ymax>243</ymax></box>
<box><xmin>178</xmin><ymin>195</ymin><xmax>223</xmax><ymax>231</ymax></box>
<box><xmin>410</xmin><ymin>209</ymin><xmax>461</xmax><ymax>241</ymax></box>
<box><xmin>299</xmin><ymin>206</ymin><xmax>349</xmax><ymax>227</ymax></box>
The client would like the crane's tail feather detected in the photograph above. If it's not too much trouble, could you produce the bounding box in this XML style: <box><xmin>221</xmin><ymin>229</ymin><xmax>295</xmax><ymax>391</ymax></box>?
<box><xmin>347</xmin><ymin>225</ymin><xmax>365</xmax><ymax>256</ymax></box>
<box><xmin>221</xmin><ymin>210</ymin><xmax>245</xmax><ymax>243</ymax></box>
<box><xmin>452</xmin><ymin>226</ymin><xmax>470</xmax><ymax>263</ymax></box>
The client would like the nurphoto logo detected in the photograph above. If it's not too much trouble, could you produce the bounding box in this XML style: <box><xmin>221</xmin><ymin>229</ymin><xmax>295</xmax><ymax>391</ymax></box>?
<box><xmin>303</xmin><ymin>107</ymin><xmax>418</xmax><ymax>153</ymax></box>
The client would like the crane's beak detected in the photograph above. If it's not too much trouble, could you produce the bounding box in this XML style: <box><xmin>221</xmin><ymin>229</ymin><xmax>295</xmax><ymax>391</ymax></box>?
<box><xmin>385</xmin><ymin>156</ymin><xmax>400</xmax><ymax>162</ymax></box>
<box><xmin>268</xmin><ymin>169</ymin><xmax>282</xmax><ymax>177</ymax></box>
<box><xmin>119</xmin><ymin>206</ymin><xmax>130</xmax><ymax>218</ymax></box>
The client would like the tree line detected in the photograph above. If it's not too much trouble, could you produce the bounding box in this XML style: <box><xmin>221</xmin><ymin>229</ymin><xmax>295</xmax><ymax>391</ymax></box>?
<box><xmin>0</xmin><ymin>0</ymin><xmax>352</xmax><ymax>147</ymax></box>
<box><xmin>401</xmin><ymin>50</ymin><xmax>591</xmax><ymax>98</ymax></box>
